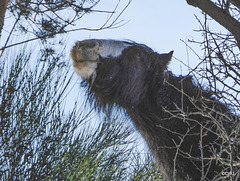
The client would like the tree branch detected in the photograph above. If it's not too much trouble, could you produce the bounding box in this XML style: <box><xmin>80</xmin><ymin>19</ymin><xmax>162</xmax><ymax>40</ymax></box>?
<box><xmin>229</xmin><ymin>0</ymin><xmax>240</xmax><ymax>9</ymax></box>
<box><xmin>186</xmin><ymin>0</ymin><xmax>240</xmax><ymax>48</ymax></box>
<box><xmin>0</xmin><ymin>0</ymin><xmax>10</xmax><ymax>39</ymax></box>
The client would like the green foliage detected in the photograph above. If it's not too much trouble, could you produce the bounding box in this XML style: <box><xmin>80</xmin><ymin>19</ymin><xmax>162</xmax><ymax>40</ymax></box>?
<box><xmin>128</xmin><ymin>154</ymin><xmax>163</xmax><ymax>181</ymax></box>
<box><xmin>0</xmin><ymin>47</ymin><xmax>74</xmax><ymax>180</ymax></box>
<box><xmin>0</xmin><ymin>47</ymin><xmax>161</xmax><ymax>180</ymax></box>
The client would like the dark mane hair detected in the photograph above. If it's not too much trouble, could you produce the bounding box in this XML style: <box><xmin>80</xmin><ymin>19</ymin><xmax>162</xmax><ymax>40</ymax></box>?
<box><xmin>72</xmin><ymin>39</ymin><xmax>240</xmax><ymax>181</ymax></box>
<box><xmin>86</xmin><ymin>45</ymin><xmax>173</xmax><ymax>108</ymax></box>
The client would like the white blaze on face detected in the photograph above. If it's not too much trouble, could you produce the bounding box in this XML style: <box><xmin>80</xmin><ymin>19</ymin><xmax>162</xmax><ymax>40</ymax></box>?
<box><xmin>97</xmin><ymin>39</ymin><xmax>131</xmax><ymax>58</ymax></box>
<box><xmin>71</xmin><ymin>39</ymin><xmax>131</xmax><ymax>80</ymax></box>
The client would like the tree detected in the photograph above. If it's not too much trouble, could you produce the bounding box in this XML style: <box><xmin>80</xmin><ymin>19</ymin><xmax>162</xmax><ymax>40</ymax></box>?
<box><xmin>186</xmin><ymin>0</ymin><xmax>240</xmax><ymax>48</ymax></box>
<box><xmin>185</xmin><ymin>0</ymin><xmax>240</xmax><ymax>180</ymax></box>
<box><xmin>0</xmin><ymin>0</ymin><xmax>132</xmax><ymax>54</ymax></box>
<box><xmin>186</xmin><ymin>0</ymin><xmax>240</xmax><ymax>110</ymax></box>
<box><xmin>0</xmin><ymin>0</ymin><xmax>10</xmax><ymax>38</ymax></box>
<box><xmin>0</xmin><ymin>46</ymin><xmax>161</xmax><ymax>180</ymax></box>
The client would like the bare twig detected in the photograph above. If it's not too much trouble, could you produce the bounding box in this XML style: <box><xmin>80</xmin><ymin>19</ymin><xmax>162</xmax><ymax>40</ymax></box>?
<box><xmin>186</xmin><ymin>0</ymin><xmax>240</xmax><ymax>48</ymax></box>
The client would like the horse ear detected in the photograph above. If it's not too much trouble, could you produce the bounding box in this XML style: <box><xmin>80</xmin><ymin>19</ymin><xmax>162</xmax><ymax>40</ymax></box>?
<box><xmin>165</xmin><ymin>50</ymin><xmax>174</xmax><ymax>65</ymax></box>
<box><xmin>157</xmin><ymin>50</ymin><xmax>174</xmax><ymax>69</ymax></box>
<box><xmin>168</xmin><ymin>50</ymin><xmax>174</xmax><ymax>57</ymax></box>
